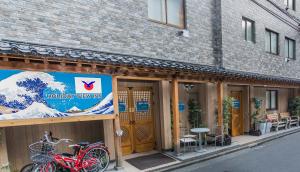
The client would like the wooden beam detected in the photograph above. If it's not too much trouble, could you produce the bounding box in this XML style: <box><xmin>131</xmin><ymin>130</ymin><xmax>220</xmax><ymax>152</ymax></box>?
<box><xmin>249</xmin><ymin>85</ymin><xmax>254</xmax><ymax>130</ymax></box>
<box><xmin>217</xmin><ymin>82</ymin><xmax>224</xmax><ymax>126</ymax></box>
<box><xmin>112</xmin><ymin>75</ymin><xmax>123</xmax><ymax>169</ymax></box>
<box><xmin>0</xmin><ymin>128</ymin><xmax>10</xmax><ymax>172</ymax></box>
<box><xmin>0</xmin><ymin>115</ymin><xmax>116</xmax><ymax>128</ymax></box>
<box><xmin>159</xmin><ymin>80</ymin><xmax>172</xmax><ymax>150</ymax></box>
<box><xmin>172</xmin><ymin>78</ymin><xmax>180</xmax><ymax>155</ymax></box>
<box><xmin>116</xmin><ymin>75</ymin><xmax>167</xmax><ymax>81</ymax></box>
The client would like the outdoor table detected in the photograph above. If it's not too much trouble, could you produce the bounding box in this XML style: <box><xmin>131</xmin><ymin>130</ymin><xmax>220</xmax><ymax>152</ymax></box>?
<box><xmin>191</xmin><ymin>128</ymin><xmax>210</xmax><ymax>152</ymax></box>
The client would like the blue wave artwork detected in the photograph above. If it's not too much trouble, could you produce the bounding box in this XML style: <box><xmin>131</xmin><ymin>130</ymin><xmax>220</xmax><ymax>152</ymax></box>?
<box><xmin>0</xmin><ymin>69</ymin><xmax>113</xmax><ymax>120</ymax></box>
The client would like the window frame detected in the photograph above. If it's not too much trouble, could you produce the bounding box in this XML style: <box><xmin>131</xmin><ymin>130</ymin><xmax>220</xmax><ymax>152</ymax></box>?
<box><xmin>148</xmin><ymin>0</ymin><xmax>186</xmax><ymax>29</ymax></box>
<box><xmin>265</xmin><ymin>29</ymin><xmax>279</xmax><ymax>55</ymax></box>
<box><xmin>266</xmin><ymin>90</ymin><xmax>278</xmax><ymax>111</ymax></box>
<box><xmin>242</xmin><ymin>17</ymin><xmax>255</xmax><ymax>43</ymax></box>
<box><xmin>285</xmin><ymin>37</ymin><xmax>296</xmax><ymax>59</ymax></box>
<box><xmin>284</xmin><ymin>0</ymin><xmax>296</xmax><ymax>11</ymax></box>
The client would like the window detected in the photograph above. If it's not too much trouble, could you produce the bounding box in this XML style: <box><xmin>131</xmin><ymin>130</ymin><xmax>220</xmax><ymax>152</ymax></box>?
<box><xmin>242</xmin><ymin>18</ymin><xmax>255</xmax><ymax>42</ymax></box>
<box><xmin>284</xmin><ymin>0</ymin><xmax>295</xmax><ymax>10</ymax></box>
<box><xmin>266</xmin><ymin>90</ymin><xmax>278</xmax><ymax>110</ymax></box>
<box><xmin>265</xmin><ymin>29</ymin><xmax>279</xmax><ymax>55</ymax></box>
<box><xmin>148</xmin><ymin>0</ymin><xmax>185</xmax><ymax>28</ymax></box>
<box><xmin>285</xmin><ymin>37</ymin><xmax>296</xmax><ymax>59</ymax></box>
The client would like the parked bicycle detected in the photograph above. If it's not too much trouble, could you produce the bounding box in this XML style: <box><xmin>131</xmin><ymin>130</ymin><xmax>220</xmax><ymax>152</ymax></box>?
<box><xmin>20</xmin><ymin>131</ymin><xmax>110</xmax><ymax>172</ymax></box>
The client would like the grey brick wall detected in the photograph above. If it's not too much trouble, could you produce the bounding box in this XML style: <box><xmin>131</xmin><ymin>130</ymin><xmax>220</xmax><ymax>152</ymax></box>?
<box><xmin>1</xmin><ymin>0</ymin><xmax>300</xmax><ymax>79</ymax></box>
<box><xmin>0</xmin><ymin>0</ymin><xmax>216</xmax><ymax>66</ymax></box>
<box><xmin>221</xmin><ymin>0</ymin><xmax>300</xmax><ymax>78</ymax></box>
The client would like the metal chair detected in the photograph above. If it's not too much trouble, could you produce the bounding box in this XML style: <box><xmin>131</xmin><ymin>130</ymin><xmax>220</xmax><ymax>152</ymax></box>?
<box><xmin>206</xmin><ymin>125</ymin><xmax>224</xmax><ymax>148</ymax></box>
<box><xmin>179</xmin><ymin>127</ymin><xmax>197</xmax><ymax>153</ymax></box>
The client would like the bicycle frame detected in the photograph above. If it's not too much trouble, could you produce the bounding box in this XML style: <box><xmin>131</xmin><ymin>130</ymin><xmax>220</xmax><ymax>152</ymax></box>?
<box><xmin>53</xmin><ymin>142</ymin><xmax>109</xmax><ymax>172</ymax></box>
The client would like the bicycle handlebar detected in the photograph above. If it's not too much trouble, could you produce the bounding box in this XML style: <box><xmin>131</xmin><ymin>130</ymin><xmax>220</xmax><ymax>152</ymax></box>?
<box><xmin>42</xmin><ymin>131</ymin><xmax>72</xmax><ymax>145</ymax></box>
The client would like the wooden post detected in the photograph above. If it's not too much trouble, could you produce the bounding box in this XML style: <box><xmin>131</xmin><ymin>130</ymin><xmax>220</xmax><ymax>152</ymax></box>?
<box><xmin>0</xmin><ymin>128</ymin><xmax>10</xmax><ymax>172</ymax></box>
<box><xmin>103</xmin><ymin>120</ymin><xmax>115</xmax><ymax>160</ymax></box>
<box><xmin>217</xmin><ymin>82</ymin><xmax>224</xmax><ymax>126</ymax></box>
<box><xmin>112</xmin><ymin>75</ymin><xmax>123</xmax><ymax>169</ymax></box>
<box><xmin>172</xmin><ymin>78</ymin><xmax>180</xmax><ymax>155</ymax></box>
<box><xmin>159</xmin><ymin>80</ymin><xmax>172</xmax><ymax>150</ymax></box>
<box><xmin>249</xmin><ymin>85</ymin><xmax>254</xmax><ymax>130</ymax></box>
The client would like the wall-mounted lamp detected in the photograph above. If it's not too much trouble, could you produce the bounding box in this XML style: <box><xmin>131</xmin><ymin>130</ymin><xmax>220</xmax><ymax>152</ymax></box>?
<box><xmin>184</xmin><ymin>84</ymin><xmax>195</xmax><ymax>93</ymax></box>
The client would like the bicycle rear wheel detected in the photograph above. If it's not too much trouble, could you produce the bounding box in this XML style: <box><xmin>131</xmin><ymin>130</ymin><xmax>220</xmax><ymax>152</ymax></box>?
<box><xmin>81</xmin><ymin>147</ymin><xmax>110</xmax><ymax>172</ymax></box>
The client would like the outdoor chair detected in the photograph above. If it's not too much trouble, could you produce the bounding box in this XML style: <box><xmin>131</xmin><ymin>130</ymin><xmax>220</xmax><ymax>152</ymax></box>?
<box><xmin>179</xmin><ymin>127</ymin><xmax>197</xmax><ymax>153</ymax></box>
<box><xmin>206</xmin><ymin>125</ymin><xmax>224</xmax><ymax>148</ymax></box>
<box><xmin>280</xmin><ymin>112</ymin><xmax>299</xmax><ymax>128</ymax></box>
<box><xmin>267</xmin><ymin>113</ymin><xmax>288</xmax><ymax>131</ymax></box>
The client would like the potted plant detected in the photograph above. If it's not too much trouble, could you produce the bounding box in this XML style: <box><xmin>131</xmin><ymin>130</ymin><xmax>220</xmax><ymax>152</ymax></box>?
<box><xmin>222</xmin><ymin>97</ymin><xmax>234</xmax><ymax>145</ymax></box>
<box><xmin>250</xmin><ymin>97</ymin><xmax>263</xmax><ymax>136</ymax></box>
<box><xmin>288</xmin><ymin>97</ymin><xmax>300</xmax><ymax>117</ymax></box>
<box><xmin>188</xmin><ymin>99</ymin><xmax>202</xmax><ymax>128</ymax></box>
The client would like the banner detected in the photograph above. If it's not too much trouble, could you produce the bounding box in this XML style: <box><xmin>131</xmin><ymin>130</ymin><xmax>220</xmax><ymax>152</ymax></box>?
<box><xmin>0</xmin><ymin>69</ymin><xmax>113</xmax><ymax>120</ymax></box>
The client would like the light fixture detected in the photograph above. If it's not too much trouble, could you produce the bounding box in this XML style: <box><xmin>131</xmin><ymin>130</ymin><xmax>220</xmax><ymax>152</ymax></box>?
<box><xmin>184</xmin><ymin>84</ymin><xmax>195</xmax><ymax>93</ymax></box>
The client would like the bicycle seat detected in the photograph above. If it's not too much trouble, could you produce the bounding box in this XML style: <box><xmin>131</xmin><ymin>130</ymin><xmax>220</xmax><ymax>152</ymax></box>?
<box><xmin>78</xmin><ymin>142</ymin><xmax>90</xmax><ymax>147</ymax></box>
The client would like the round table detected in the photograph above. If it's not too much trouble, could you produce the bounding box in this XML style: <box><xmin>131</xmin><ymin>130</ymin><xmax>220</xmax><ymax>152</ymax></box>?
<box><xmin>191</xmin><ymin>128</ymin><xmax>210</xmax><ymax>152</ymax></box>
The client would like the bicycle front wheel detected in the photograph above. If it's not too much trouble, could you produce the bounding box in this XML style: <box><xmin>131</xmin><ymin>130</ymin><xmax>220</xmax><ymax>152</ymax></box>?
<box><xmin>20</xmin><ymin>163</ymin><xmax>34</xmax><ymax>172</ymax></box>
<box><xmin>81</xmin><ymin>147</ymin><xmax>110</xmax><ymax>172</ymax></box>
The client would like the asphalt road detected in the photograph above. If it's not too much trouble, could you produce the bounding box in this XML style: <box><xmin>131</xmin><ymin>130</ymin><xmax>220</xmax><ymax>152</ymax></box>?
<box><xmin>171</xmin><ymin>132</ymin><xmax>300</xmax><ymax>172</ymax></box>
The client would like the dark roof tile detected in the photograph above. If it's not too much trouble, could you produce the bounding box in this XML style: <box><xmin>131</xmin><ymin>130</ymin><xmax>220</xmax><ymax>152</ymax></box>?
<box><xmin>0</xmin><ymin>39</ymin><xmax>300</xmax><ymax>84</ymax></box>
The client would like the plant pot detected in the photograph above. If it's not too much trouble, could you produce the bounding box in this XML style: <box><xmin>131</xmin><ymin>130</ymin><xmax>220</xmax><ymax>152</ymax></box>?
<box><xmin>216</xmin><ymin>134</ymin><xmax>231</xmax><ymax>146</ymax></box>
<box><xmin>257</xmin><ymin>122</ymin><xmax>267</xmax><ymax>135</ymax></box>
<box><xmin>249</xmin><ymin>129</ymin><xmax>261</xmax><ymax>136</ymax></box>
<box><xmin>266</xmin><ymin>122</ymin><xmax>272</xmax><ymax>133</ymax></box>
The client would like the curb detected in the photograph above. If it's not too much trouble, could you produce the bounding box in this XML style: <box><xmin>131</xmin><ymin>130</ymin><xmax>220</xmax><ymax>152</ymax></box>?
<box><xmin>149</xmin><ymin>128</ymin><xmax>300</xmax><ymax>172</ymax></box>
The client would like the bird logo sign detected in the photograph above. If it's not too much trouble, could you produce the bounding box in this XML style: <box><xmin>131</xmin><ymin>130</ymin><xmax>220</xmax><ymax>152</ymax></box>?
<box><xmin>75</xmin><ymin>77</ymin><xmax>102</xmax><ymax>94</ymax></box>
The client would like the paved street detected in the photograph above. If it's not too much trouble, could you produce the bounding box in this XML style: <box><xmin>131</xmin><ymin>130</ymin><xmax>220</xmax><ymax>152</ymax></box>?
<box><xmin>171</xmin><ymin>132</ymin><xmax>300</xmax><ymax>172</ymax></box>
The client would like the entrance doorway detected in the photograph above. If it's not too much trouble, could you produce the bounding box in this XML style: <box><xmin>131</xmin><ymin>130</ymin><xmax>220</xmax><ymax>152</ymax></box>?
<box><xmin>118</xmin><ymin>87</ymin><xmax>155</xmax><ymax>155</ymax></box>
<box><xmin>231</xmin><ymin>91</ymin><xmax>244</xmax><ymax>137</ymax></box>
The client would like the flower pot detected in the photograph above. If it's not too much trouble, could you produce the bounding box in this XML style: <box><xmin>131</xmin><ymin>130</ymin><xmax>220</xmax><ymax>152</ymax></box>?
<box><xmin>266</xmin><ymin>122</ymin><xmax>272</xmax><ymax>133</ymax></box>
<box><xmin>257</xmin><ymin>122</ymin><xmax>267</xmax><ymax>135</ymax></box>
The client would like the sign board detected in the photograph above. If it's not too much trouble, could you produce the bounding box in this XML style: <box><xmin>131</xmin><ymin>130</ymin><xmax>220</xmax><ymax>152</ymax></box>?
<box><xmin>0</xmin><ymin>69</ymin><xmax>113</xmax><ymax>121</ymax></box>
<box><xmin>232</xmin><ymin>99</ymin><xmax>240</xmax><ymax>109</ymax></box>
<box><xmin>118</xmin><ymin>101</ymin><xmax>126</xmax><ymax>113</ymax></box>
<box><xmin>179</xmin><ymin>102</ymin><xmax>185</xmax><ymax>112</ymax></box>
<box><xmin>136</xmin><ymin>101</ymin><xmax>149</xmax><ymax>112</ymax></box>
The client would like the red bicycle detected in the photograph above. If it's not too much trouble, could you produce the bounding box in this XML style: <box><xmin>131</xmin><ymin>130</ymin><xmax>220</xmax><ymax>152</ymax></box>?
<box><xmin>20</xmin><ymin>131</ymin><xmax>110</xmax><ymax>172</ymax></box>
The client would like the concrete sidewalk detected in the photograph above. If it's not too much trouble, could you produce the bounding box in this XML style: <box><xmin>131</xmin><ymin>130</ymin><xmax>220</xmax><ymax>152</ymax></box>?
<box><xmin>107</xmin><ymin>126</ymin><xmax>300</xmax><ymax>172</ymax></box>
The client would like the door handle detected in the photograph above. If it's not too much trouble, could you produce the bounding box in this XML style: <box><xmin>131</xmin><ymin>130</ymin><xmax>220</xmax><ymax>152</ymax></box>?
<box><xmin>129</xmin><ymin>121</ymin><xmax>136</xmax><ymax>125</ymax></box>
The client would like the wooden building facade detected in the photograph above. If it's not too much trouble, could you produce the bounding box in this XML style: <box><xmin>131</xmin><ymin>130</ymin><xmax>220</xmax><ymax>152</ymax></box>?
<box><xmin>0</xmin><ymin>40</ymin><xmax>300</xmax><ymax>171</ymax></box>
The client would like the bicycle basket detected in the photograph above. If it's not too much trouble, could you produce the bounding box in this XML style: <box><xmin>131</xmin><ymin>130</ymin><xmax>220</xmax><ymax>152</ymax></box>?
<box><xmin>29</xmin><ymin>141</ymin><xmax>56</xmax><ymax>163</ymax></box>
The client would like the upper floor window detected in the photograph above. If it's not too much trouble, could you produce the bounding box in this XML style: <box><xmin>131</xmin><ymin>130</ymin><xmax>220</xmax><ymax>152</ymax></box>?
<box><xmin>284</xmin><ymin>0</ymin><xmax>296</xmax><ymax>10</ymax></box>
<box><xmin>285</xmin><ymin>37</ymin><xmax>296</xmax><ymax>59</ymax></box>
<box><xmin>148</xmin><ymin>0</ymin><xmax>185</xmax><ymax>28</ymax></box>
<box><xmin>265</xmin><ymin>29</ymin><xmax>279</xmax><ymax>55</ymax></box>
<box><xmin>242</xmin><ymin>17</ymin><xmax>255</xmax><ymax>42</ymax></box>
<box><xmin>266</xmin><ymin>90</ymin><xmax>278</xmax><ymax>110</ymax></box>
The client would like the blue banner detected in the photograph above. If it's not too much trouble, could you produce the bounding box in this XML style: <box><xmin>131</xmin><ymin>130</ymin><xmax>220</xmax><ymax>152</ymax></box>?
<box><xmin>0</xmin><ymin>69</ymin><xmax>113</xmax><ymax>120</ymax></box>
<box><xmin>136</xmin><ymin>101</ymin><xmax>149</xmax><ymax>112</ymax></box>
<box><xmin>119</xmin><ymin>101</ymin><xmax>126</xmax><ymax>113</ymax></box>
<box><xmin>179</xmin><ymin>102</ymin><xmax>185</xmax><ymax>112</ymax></box>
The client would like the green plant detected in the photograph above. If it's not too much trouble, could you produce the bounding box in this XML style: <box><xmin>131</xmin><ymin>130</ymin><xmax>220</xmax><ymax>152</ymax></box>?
<box><xmin>188</xmin><ymin>99</ymin><xmax>202</xmax><ymax>128</ymax></box>
<box><xmin>223</xmin><ymin>97</ymin><xmax>234</xmax><ymax>134</ymax></box>
<box><xmin>288</xmin><ymin>97</ymin><xmax>300</xmax><ymax>117</ymax></box>
<box><xmin>251</xmin><ymin>97</ymin><xmax>263</xmax><ymax>129</ymax></box>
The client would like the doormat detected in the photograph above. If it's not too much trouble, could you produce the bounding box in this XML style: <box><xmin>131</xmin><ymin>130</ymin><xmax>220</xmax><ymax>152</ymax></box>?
<box><xmin>126</xmin><ymin>153</ymin><xmax>176</xmax><ymax>170</ymax></box>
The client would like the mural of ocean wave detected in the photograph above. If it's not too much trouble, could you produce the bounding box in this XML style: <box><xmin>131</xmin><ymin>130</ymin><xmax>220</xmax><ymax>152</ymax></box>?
<box><xmin>0</xmin><ymin>69</ymin><xmax>113</xmax><ymax>121</ymax></box>
<box><xmin>0</xmin><ymin>93</ymin><xmax>114</xmax><ymax>120</ymax></box>
<box><xmin>0</xmin><ymin>71</ymin><xmax>65</xmax><ymax>111</ymax></box>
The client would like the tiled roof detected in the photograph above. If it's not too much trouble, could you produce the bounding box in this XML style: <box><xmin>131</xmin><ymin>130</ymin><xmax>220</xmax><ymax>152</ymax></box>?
<box><xmin>0</xmin><ymin>39</ymin><xmax>300</xmax><ymax>85</ymax></box>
